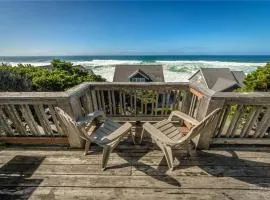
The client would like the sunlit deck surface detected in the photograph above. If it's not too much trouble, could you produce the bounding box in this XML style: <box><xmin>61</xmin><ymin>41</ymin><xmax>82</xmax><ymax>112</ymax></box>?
<box><xmin>1</xmin><ymin>141</ymin><xmax>270</xmax><ymax>200</ymax></box>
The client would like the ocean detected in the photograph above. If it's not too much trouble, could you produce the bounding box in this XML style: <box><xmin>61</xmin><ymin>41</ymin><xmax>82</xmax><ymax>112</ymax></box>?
<box><xmin>0</xmin><ymin>55</ymin><xmax>269</xmax><ymax>82</ymax></box>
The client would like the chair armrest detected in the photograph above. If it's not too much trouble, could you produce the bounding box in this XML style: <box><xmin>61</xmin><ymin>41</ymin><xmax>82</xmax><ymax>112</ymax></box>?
<box><xmin>168</xmin><ymin>111</ymin><xmax>199</xmax><ymax>126</ymax></box>
<box><xmin>103</xmin><ymin>122</ymin><xmax>132</xmax><ymax>141</ymax></box>
<box><xmin>77</xmin><ymin>110</ymin><xmax>105</xmax><ymax>126</ymax></box>
<box><xmin>143</xmin><ymin>122</ymin><xmax>176</xmax><ymax>146</ymax></box>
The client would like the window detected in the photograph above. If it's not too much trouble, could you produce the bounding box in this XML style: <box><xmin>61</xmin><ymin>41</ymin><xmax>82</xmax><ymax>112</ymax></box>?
<box><xmin>131</xmin><ymin>77</ymin><xmax>146</xmax><ymax>82</ymax></box>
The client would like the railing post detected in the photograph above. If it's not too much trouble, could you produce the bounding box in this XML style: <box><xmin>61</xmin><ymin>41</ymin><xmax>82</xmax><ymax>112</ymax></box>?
<box><xmin>69</xmin><ymin>96</ymin><xmax>83</xmax><ymax>120</ymax></box>
<box><xmin>195</xmin><ymin>94</ymin><xmax>225</xmax><ymax>149</ymax></box>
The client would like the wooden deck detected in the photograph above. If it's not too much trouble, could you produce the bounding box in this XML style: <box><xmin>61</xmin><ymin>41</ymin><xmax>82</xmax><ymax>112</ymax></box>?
<box><xmin>0</xmin><ymin>141</ymin><xmax>270</xmax><ymax>200</ymax></box>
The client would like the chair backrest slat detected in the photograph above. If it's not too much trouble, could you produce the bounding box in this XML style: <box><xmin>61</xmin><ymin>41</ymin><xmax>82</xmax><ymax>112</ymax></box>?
<box><xmin>55</xmin><ymin>107</ymin><xmax>88</xmax><ymax>140</ymax></box>
<box><xmin>178</xmin><ymin>108</ymin><xmax>221</xmax><ymax>143</ymax></box>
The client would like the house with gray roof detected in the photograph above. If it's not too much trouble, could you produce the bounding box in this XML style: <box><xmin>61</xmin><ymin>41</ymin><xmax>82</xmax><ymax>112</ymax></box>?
<box><xmin>113</xmin><ymin>64</ymin><xmax>164</xmax><ymax>82</ymax></box>
<box><xmin>189</xmin><ymin>68</ymin><xmax>246</xmax><ymax>92</ymax></box>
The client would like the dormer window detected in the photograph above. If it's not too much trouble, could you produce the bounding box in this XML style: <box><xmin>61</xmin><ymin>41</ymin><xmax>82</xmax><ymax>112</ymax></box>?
<box><xmin>131</xmin><ymin>77</ymin><xmax>146</xmax><ymax>82</ymax></box>
<box><xmin>129</xmin><ymin>69</ymin><xmax>152</xmax><ymax>82</ymax></box>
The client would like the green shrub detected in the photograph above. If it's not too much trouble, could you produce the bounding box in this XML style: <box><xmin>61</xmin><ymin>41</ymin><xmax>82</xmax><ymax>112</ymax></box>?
<box><xmin>0</xmin><ymin>69</ymin><xmax>32</xmax><ymax>92</ymax></box>
<box><xmin>240</xmin><ymin>62</ymin><xmax>270</xmax><ymax>92</ymax></box>
<box><xmin>0</xmin><ymin>59</ymin><xmax>106</xmax><ymax>92</ymax></box>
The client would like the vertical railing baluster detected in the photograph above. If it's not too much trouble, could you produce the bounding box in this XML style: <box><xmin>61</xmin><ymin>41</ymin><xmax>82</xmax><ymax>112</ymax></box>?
<box><xmin>161</xmin><ymin>92</ymin><xmax>166</xmax><ymax>115</ymax></box>
<box><xmin>112</xmin><ymin>90</ymin><xmax>116</xmax><ymax>115</ymax></box>
<box><xmin>240</xmin><ymin>106</ymin><xmax>262</xmax><ymax>138</ymax></box>
<box><xmin>165</xmin><ymin>91</ymin><xmax>170</xmax><ymax>115</ymax></box>
<box><xmin>101</xmin><ymin>90</ymin><xmax>106</xmax><ymax>112</ymax></box>
<box><xmin>123</xmin><ymin>92</ymin><xmax>126</xmax><ymax>116</ymax></box>
<box><xmin>91</xmin><ymin>89</ymin><xmax>98</xmax><ymax>111</ymax></box>
<box><xmin>155</xmin><ymin>91</ymin><xmax>159</xmax><ymax>116</ymax></box>
<box><xmin>33</xmin><ymin>104</ymin><xmax>53</xmax><ymax>136</ymax></box>
<box><xmin>225</xmin><ymin>105</ymin><xmax>244</xmax><ymax>138</ymax></box>
<box><xmin>119</xmin><ymin>91</ymin><xmax>123</xmax><ymax>115</ymax></box>
<box><xmin>134</xmin><ymin>91</ymin><xmax>137</xmax><ymax>115</ymax></box>
<box><xmin>48</xmin><ymin>105</ymin><xmax>63</xmax><ymax>136</ymax></box>
<box><xmin>254</xmin><ymin>107</ymin><xmax>270</xmax><ymax>138</ymax></box>
<box><xmin>151</xmin><ymin>90</ymin><xmax>155</xmax><ymax>116</ymax></box>
<box><xmin>6</xmin><ymin>105</ymin><xmax>26</xmax><ymax>135</ymax></box>
<box><xmin>97</xmin><ymin>90</ymin><xmax>102</xmax><ymax>111</ymax></box>
<box><xmin>21</xmin><ymin>105</ymin><xmax>41</xmax><ymax>136</ymax></box>
<box><xmin>0</xmin><ymin>106</ymin><xmax>14</xmax><ymax>136</ymax></box>
<box><xmin>85</xmin><ymin>90</ymin><xmax>94</xmax><ymax>113</ymax></box>
<box><xmin>108</xmin><ymin>90</ymin><xmax>113</xmax><ymax>116</ymax></box>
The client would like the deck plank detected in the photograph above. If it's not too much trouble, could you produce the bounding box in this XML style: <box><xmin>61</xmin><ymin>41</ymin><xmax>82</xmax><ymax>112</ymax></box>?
<box><xmin>0</xmin><ymin>188</ymin><xmax>268</xmax><ymax>200</ymax></box>
<box><xmin>0</xmin><ymin>174</ymin><xmax>270</xmax><ymax>190</ymax></box>
<box><xmin>0</xmin><ymin>144</ymin><xmax>270</xmax><ymax>199</ymax></box>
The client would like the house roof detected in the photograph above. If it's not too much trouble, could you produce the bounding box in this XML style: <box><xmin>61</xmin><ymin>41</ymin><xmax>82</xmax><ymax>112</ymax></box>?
<box><xmin>189</xmin><ymin>68</ymin><xmax>246</xmax><ymax>92</ymax></box>
<box><xmin>231</xmin><ymin>71</ymin><xmax>246</xmax><ymax>87</ymax></box>
<box><xmin>113</xmin><ymin>65</ymin><xmax>164</xmax><ymax>82</ymax></box>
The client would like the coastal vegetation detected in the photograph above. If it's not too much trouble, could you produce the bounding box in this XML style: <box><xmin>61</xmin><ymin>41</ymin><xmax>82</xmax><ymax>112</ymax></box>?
<box><xmin>229</xmin><ymin>63</ymin><xmax>270</xmax><ymax>122</ymax></box>
<box><xmin>0</xmin><ymin>59</ymin><xmax>105</xmax><ymax>92</ymax></box>
<box><xmin>240</xmin><ymin>62</ymin><xmax>270</xmax><ymax>92</ymax></box>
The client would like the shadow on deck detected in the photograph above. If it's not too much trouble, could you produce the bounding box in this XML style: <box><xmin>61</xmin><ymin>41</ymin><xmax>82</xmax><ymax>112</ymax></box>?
<box><xmin>0</xmin><ymin>142</ymin><xmax>270</xmax><ymax>199</ymax></box>
<box><xmin>0</xmin><ymin>155</ymin><xmax>45</xmax><ymax>199</ymax></box>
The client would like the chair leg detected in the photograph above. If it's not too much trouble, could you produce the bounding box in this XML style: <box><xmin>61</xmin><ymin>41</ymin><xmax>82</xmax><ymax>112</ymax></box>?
<box><xmin>187</xmin><ymin>141</ymin><xmax>196</xmax><ymax>157</ymax></box>
<box><xmin>162</xmin><ymin>145</ymin><xmax>174</xmax><ymax>171</ymax></box>
<box><xmin>140</xmin><ymin>128</ymin><xmax>145</xmax><ymax>144</ymax></box>
<box><xmin>84</xmin><ymin>140</ymin><xmax>91</xmax><ymax>156</ymax></box>
<box><xmin>102</xmin><ymin>146</ymin><xmax>111</xmax><ymax>171</ymax></box>
<box><xmin>131</xmin><ymin>130</ymin><xmax>136</xmax><ymax>145</ymax></box>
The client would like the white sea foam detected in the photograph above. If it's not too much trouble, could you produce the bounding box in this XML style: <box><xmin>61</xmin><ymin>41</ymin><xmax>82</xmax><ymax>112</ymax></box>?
<box><xmin>155</xmin><ymin>60</ymin><xmax>265</xmax><ymax>82</ymax></box>
<box><xmin>6</xmin><ymin>59</ymin><xmax>266</xmax><ymax>82</ymax></box>
<box><xmin>74</xmin><ymin>59</ymin><xmax>142</xmax><ymax>66</ymax></box>
<box><xmin>7</xmin><ymin>62</ymin><xmax>51</xmax><ymax>67</ymax></box>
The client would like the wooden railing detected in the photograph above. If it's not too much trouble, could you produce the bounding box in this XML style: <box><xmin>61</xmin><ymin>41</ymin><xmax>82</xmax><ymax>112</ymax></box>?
<box><xmin>211</xmin><ymin>92</ymin><xmax>270</xmax><ymax>145</ymax></box>
<box><xmin>0</xmin><ymin>81</ymin><xmax>269</xmax><ymax>148</ymax></box>
<box><xmin>0</xmin><ymin>82</ymin><xmax>203</xmax><ymax>147</ymax></box>
<box><xmin>68</xmin><ymin>82</ymin><xmax>199</xmax><ymax>121</ymax></box>
<box><xmin>0</xmin><ymin>91</ymin><xmax>72</xmax><ymax>145</ymax></box>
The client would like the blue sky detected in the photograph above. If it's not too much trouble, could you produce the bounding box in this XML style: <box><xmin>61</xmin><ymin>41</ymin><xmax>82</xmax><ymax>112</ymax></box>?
<box><xmin>0</xmin><ymin>1</ymin><xmax>270</xmax><ymax>56</ymax></box>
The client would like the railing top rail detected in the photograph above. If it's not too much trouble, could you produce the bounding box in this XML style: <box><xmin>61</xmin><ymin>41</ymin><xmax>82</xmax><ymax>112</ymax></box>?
<box><xmin>212</xmin><ymin>91</ymin><xmax>270</xmax><ymax>105</ymax></box>
<box><xmin>85</xmin><ymin>82</ymin><xmax>189</xmax><ymax>86</ymax></box>
<box><xmin>0</xmin><ymin>81</ymin><xmax>269</xmax><ymax>104</ymax></box>
<box><xmin>0</xmin><ymin>92</ymin><xmax>68</xmax><ymax>99</ymax></box>
<box><xmin>213</xmin><ymin>92</ymin><xmax>270</xmax><ymax>98</ymax></box>
<box><xmin>66</xmin><ymin>82</ymin><xmax>190</xmax><ymax>97</ymax></box>
<box><xmin>0</xmin><ymin>82</ymin><xmax>190</xmax><ymax>102</ymax></box>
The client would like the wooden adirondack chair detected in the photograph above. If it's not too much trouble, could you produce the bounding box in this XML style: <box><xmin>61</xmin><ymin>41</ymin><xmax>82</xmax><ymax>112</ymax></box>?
<box><xmin>55</xmin><ymin>107</ymin><xmax>133</xmax><ymax>170</ymax></box>
<box><xmin>141</xmin><ymin>108</ymin><xmax>221</xmax><ymax>171</ymax></box>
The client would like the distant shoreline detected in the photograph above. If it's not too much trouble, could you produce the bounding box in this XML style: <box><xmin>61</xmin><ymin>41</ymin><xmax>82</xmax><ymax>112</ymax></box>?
<box><xmin>1</xmin><ymin>55</ymin><xmax>268</xmax><ymax>82</ymax></box>
<box><xmin>1</xmin><ymin>55</ymin><xmax>270</xmax><ymax>63</ymax></box>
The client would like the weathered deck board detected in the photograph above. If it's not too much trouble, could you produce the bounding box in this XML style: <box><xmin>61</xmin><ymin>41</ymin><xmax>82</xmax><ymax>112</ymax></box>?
<box><xmin>1</xmin><ymin>154</ymin><xmax>270</xmax><ymax>166</ymax></box>
<box><xmin>1</xmin><ymin>188</ymin><xmax>269</xmax><ymax>200</ymax></box>
<box><xmin>0</xmin><ymin>162</ymin><xmax>270</xmax><ymax>178</ymax></box>
<box><xmin>0</xmin><ymin>144</ymin><xmax>270</xmax><ymax>199</ymax></box>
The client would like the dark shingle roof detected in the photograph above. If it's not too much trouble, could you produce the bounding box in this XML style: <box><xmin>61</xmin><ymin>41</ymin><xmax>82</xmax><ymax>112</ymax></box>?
<box><xmin>113</xmin><ymin>65</ymin><xmax>164</xmax><ymax>82</ymax></box>
<box><xmin>189</xmin><ymin>68</ymin><xmax>246</xmax><ymax>92</ymax></box>
<box><xmin>231</xmin><ymin>71</ymin><xmax>246</xmax><ymax>87</ymax></box>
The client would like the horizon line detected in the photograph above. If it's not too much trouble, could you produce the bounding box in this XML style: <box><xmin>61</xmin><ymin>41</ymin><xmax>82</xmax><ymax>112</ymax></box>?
<box><xmin>1</xmin><ymin>54</ymin><xmax>270</xmax><ymax>57</ymax></box>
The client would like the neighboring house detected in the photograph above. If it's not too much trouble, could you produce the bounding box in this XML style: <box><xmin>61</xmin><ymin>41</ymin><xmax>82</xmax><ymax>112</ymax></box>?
<box><xmin>189</xmin><ymin>68</ymin><xmax>246</xmax><ymax>92</ymax></box>
<box><xmin>113</xmin><ymin>65</ymin><xmax>164</xmax><ymax>82</ymax></box>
